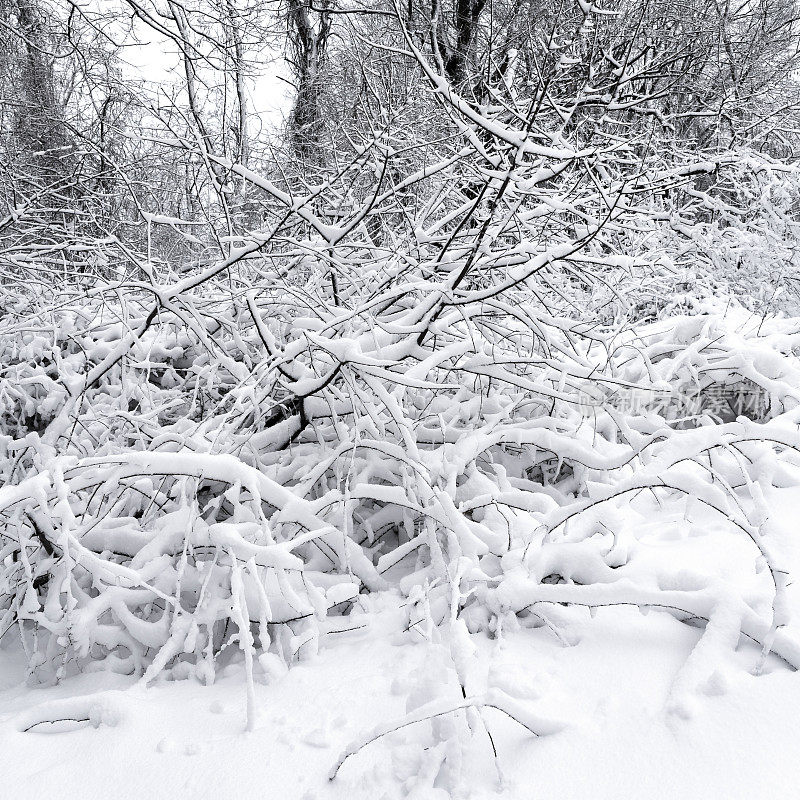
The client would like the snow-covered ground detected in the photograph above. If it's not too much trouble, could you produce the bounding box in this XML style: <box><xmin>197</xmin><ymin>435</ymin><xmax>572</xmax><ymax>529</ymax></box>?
<box><xmin>2</xmin><ymin>581</ymin><xmax>799</xmax><ymax>800</ymax></box>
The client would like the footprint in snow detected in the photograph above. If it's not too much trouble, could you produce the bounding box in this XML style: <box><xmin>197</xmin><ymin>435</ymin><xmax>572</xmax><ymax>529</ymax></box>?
<box><xmin>156</xmin><ymin>737</ymin><xmax>177</xmax><ymax>754</ymax></box>
<box><xmin>302</xmin><ymin>726</ymin><xmax>331</xmax><ymax>748</ymax></box>
<box><xmin>699</xmin><ymin>670</ymin><xmax>729</xmax><ymax>697</ymax></box>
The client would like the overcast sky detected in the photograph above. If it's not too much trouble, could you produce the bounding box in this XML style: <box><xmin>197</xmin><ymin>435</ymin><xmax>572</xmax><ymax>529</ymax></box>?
<box><xmin>109</xmin><ymin>0</ymin><xmax>292</xmax><ymax>135</ymax></box>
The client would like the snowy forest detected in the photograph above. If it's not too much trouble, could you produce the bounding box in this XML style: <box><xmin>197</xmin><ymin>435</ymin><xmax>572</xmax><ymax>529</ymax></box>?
<box><xmin>2</xmin><ymin>0</ymin><xmax>800</xmax><ymax>796</ymax></box>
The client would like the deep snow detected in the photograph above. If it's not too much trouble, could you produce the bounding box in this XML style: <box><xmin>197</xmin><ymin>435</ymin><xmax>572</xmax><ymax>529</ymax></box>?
<box><xmin>2</xmin><ymin>587</ymin><xmax>799</xmax><ymax>800</ymax></box>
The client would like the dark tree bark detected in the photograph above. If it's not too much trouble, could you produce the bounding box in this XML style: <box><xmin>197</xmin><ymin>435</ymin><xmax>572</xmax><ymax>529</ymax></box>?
<box><xmin>0</xmin><ymin>0</ymin><xmax>69</xmax><ymax>169</ymax></box>
<box><xmin>435</xmin><ymin>0</ymin><xmax>487</xmax><ymax>88</ymax></box>
<box><xmin>287</xmin><ymin>0</ymin><xmax>332</xmax><ymax>162</ymax></box>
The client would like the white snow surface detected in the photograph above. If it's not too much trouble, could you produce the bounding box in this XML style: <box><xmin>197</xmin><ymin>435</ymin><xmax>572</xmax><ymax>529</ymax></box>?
<box><xmin>2</xmin><ymin>582</ymin><xmax>799</xmax><ymax>799</ymax></box>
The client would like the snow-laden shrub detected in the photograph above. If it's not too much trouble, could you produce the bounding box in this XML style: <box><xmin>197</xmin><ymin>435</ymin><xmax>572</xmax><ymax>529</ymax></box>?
<box><xmin>592</xmin><ymin>153</ymin><xmax>800</xmax><ymax>322</ymax></box>
<box><xmin>2</xmin><ymin>22</ymin><xmax>800</xmax><ymax>779</ymax></box>
<box><xmin>0</xmin><ymin>453</ymin><xmax>353</xmax><ymax>694</ymax></box>
<box><xmin>4</xmin><ymin>296</ymin><xmax>800</xmax><ymax>705</ymax></box>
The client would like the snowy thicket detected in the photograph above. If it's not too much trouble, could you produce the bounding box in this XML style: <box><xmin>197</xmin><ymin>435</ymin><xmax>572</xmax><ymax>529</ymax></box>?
<box><xmin>2</xmin><ymin>0</ymin><xmax>800</xmax><ymax>782</ymax></box>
